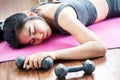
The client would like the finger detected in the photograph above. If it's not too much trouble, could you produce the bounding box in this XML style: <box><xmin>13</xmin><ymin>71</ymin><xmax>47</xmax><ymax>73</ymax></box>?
<box><xmin>33</xmin><ymin>59</ymin><xmax>39</xmax><ymax>69</ymax></box>
<box><xmin>26</xmin><ymin>65</ymin><xmax>31</xmax><ymax>70</ymax></box>
<box><xmin>38</xmin><ymin>58</ymin><xmax>42</xmax><ymax>68</ymax></box>
<box><xmin>29</xmin><ymin>59</ymin><xmax>35</xmax><ymax>69</ymax></box>
<box><xmin>23</xmin><ymin>58</ymin><xmax>29</xmax><ymax>69</ymax></box>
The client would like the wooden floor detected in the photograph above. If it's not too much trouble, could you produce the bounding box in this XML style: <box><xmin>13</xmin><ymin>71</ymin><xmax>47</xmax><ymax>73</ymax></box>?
<box><xmin>0</xmin><ymin>0</ymin><xmax>120</xmax><ymax>80</ymax></box>
<box><xmin>0</xmin><ymin>49</ymin><xmax>120</xmax><ymax>80</ymax></box>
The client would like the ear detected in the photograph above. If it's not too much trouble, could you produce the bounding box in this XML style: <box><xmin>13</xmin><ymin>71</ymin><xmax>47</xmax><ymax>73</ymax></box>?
<box><xmin>24</xmin><ymin>11</ymin><xmax>37</xmax><ymax>17</ymax></box>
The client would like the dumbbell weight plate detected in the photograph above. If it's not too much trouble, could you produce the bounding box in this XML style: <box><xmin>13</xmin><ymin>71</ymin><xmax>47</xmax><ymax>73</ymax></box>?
<box><xmin>15</xmin><ymin>55</ymin><xmax>26</xmax><ymax>69</ymax></box>
<box><xmin>41</xmin><ymin>57</ymin><xmax>54</xmax><ymax>70</ymax></box>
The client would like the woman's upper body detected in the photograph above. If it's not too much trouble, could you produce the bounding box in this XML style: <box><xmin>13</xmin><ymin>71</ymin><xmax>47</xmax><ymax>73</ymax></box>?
<box><xmin>19</xmin><ymin>0</ymin><xmax>109</xmax><ymax>45</ymax></box>
<box><xmin>1</xmin><ymin>0</ymin><xmax>111</xmax><ymax>69</ymax></box>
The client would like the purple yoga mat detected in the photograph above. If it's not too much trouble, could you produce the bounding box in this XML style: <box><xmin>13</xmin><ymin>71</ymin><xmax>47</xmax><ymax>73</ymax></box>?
<box><xmin>0</xmin><ymin>18</ymin><xmax>120</xmax><ymax>62</ymax></box>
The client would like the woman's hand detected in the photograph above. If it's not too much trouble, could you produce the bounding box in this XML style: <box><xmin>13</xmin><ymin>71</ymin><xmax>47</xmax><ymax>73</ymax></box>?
<box><xmin>23</xmin><ymin>52</ymin><xmax>56</xmax><ymax>70</ymax></box>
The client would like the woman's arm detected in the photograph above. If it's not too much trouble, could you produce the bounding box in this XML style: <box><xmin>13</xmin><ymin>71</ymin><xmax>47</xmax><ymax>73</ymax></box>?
<box><xmin>53</xmin><ymin>6</ymin><xmax>107</xmax><ymax>60</ymax></box>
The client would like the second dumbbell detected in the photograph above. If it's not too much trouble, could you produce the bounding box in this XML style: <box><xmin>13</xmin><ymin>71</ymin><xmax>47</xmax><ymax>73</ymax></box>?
<box><xmin>55</xmin><ymin>59</ymin><xmax>95</xmax><ymax>79</ymax></box>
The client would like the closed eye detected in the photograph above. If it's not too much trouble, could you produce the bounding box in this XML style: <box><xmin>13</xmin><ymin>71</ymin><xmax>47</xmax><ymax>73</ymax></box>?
<box><xmin>29</xmin><ymin>38</ymin><xmax>35</xmax><ymax>45</ymax></box>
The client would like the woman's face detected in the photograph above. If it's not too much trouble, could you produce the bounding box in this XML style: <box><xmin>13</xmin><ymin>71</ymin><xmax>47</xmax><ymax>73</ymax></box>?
<box><xmin>18</xmin><ymin>19</ymin><xmax>52</xmax><ymax>45</ymax></box>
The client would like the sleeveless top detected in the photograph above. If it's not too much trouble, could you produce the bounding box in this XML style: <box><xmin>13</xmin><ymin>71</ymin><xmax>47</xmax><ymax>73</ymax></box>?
<box><xmin>106</xmin><ymin>0</ymin><xmax>120</xmax><ymax>18</ymax></box>
<box><xmin>31</xmin><ymin>0</ymin><xmax>97</xmax><ymax>35</ymax></box>
<box><xmin>54</xmin><ymin>0</ymin><xmax>97</xmax><ymax>35</ymax></box>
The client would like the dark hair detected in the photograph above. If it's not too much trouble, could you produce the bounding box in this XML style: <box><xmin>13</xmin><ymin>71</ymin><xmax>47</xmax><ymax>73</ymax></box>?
<box><xmin>3</xmin><ymin>13</ymin><xmax>28</xmax><ymax>48</ymax></box>
<box><xmin>0</xmin><ymin>22</ymin><xmax>4</xmax><ymax>42</ymax></box>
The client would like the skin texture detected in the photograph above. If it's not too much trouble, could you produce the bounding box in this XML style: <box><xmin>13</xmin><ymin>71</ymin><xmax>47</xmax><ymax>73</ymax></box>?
<box><xmin>19</xmin><ymin>19</ymin><xmax>52</xmax><ymax>45</ymax></box>
<box><xmin>17</xmin><ymin>0</ymin><xmax>108</xmax><ymax>69</ymax></box>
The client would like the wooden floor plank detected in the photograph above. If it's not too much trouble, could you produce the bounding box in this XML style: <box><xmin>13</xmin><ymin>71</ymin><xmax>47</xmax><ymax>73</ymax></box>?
<box><xmin>0</xmin><ymin>61</ymin><xmax>39</xmax><ymax>80</ymax></box>
<box><xmin>0</xmin><ymin>62</ymin><xmax>9</xmax><ymax>80</ymax></box>
<box><xmin>92</xmin><ymin>49</ymin><xmax>120</xmax><ymax>80</ymax></box>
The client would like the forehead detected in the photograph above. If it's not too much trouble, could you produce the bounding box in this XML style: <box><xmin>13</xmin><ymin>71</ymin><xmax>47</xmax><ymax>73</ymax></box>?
<box><xmin>18</xmin><ymin>19</ymin><xmax>43</xmax><ymax>44</ymax></box>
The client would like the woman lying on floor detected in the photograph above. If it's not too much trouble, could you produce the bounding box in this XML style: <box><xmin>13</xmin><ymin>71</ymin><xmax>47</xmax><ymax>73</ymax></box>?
<box><xmin>0</xmin><ymin>0</ymin><xmax>119</xmax><ymax>69</ymax></box>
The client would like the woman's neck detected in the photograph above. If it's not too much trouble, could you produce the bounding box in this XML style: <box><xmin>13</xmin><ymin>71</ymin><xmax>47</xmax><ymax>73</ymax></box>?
<box><xmin>34</xmin><ymin>3</ymin><xmax>60</xmax><ymax>31</ymax></box>
<box><xmin>38</xmin><ymin>3</ymin><xmax>59</xmax><ymax>19</ymax></box>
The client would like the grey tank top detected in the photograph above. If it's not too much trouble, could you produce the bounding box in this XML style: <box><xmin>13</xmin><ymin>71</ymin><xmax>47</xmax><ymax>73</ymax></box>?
<box><xmin>54</xmin><ymin>0</ymin><xmax>97</xmax><ymax>35</ymax></box>
<box><xmin>106</xmin><ymin>0</ymin><xmax>120</xmax><ymax>18</ymax></box>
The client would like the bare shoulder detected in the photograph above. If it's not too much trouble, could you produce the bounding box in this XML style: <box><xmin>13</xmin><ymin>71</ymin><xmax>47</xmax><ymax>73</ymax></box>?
<box><xmin>57</xmin><ymin>6</ymin><xmax>77</xmax><ymax>31</ymax></box>
<box><xmin>57</xmin><ymin>7</ymin><xmax>102</xmax><ymax>44</ymax></box>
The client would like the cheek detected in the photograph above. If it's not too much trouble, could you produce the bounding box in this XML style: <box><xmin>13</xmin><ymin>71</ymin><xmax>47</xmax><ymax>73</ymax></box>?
<box><xmin>18</xmin><ymin>32</ymin><xmax>30</xmax><ymax>44</ymax></box>
<box><xmin>37</xmin><ymin>24</ymin><xmax>49</xmax><ymax>32</ymax></box>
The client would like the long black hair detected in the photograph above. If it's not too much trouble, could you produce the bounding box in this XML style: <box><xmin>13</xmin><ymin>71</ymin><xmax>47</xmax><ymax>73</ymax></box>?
<box><xmin>0</xmin><ymin>22</ymin><xmax>4</xmax><ymax>42</ymax></box>
<box><xmin>2</xmin><ymin>13</ymin><xmax>28</xmax><ymax>48</ymax></box>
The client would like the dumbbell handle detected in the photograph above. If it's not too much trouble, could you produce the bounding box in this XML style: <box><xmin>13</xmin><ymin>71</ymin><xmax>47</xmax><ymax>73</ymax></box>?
<box><xmin>68</xmin><ymin>65</ymin><xmax>84</xmax><ymax>72</ymax></box>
